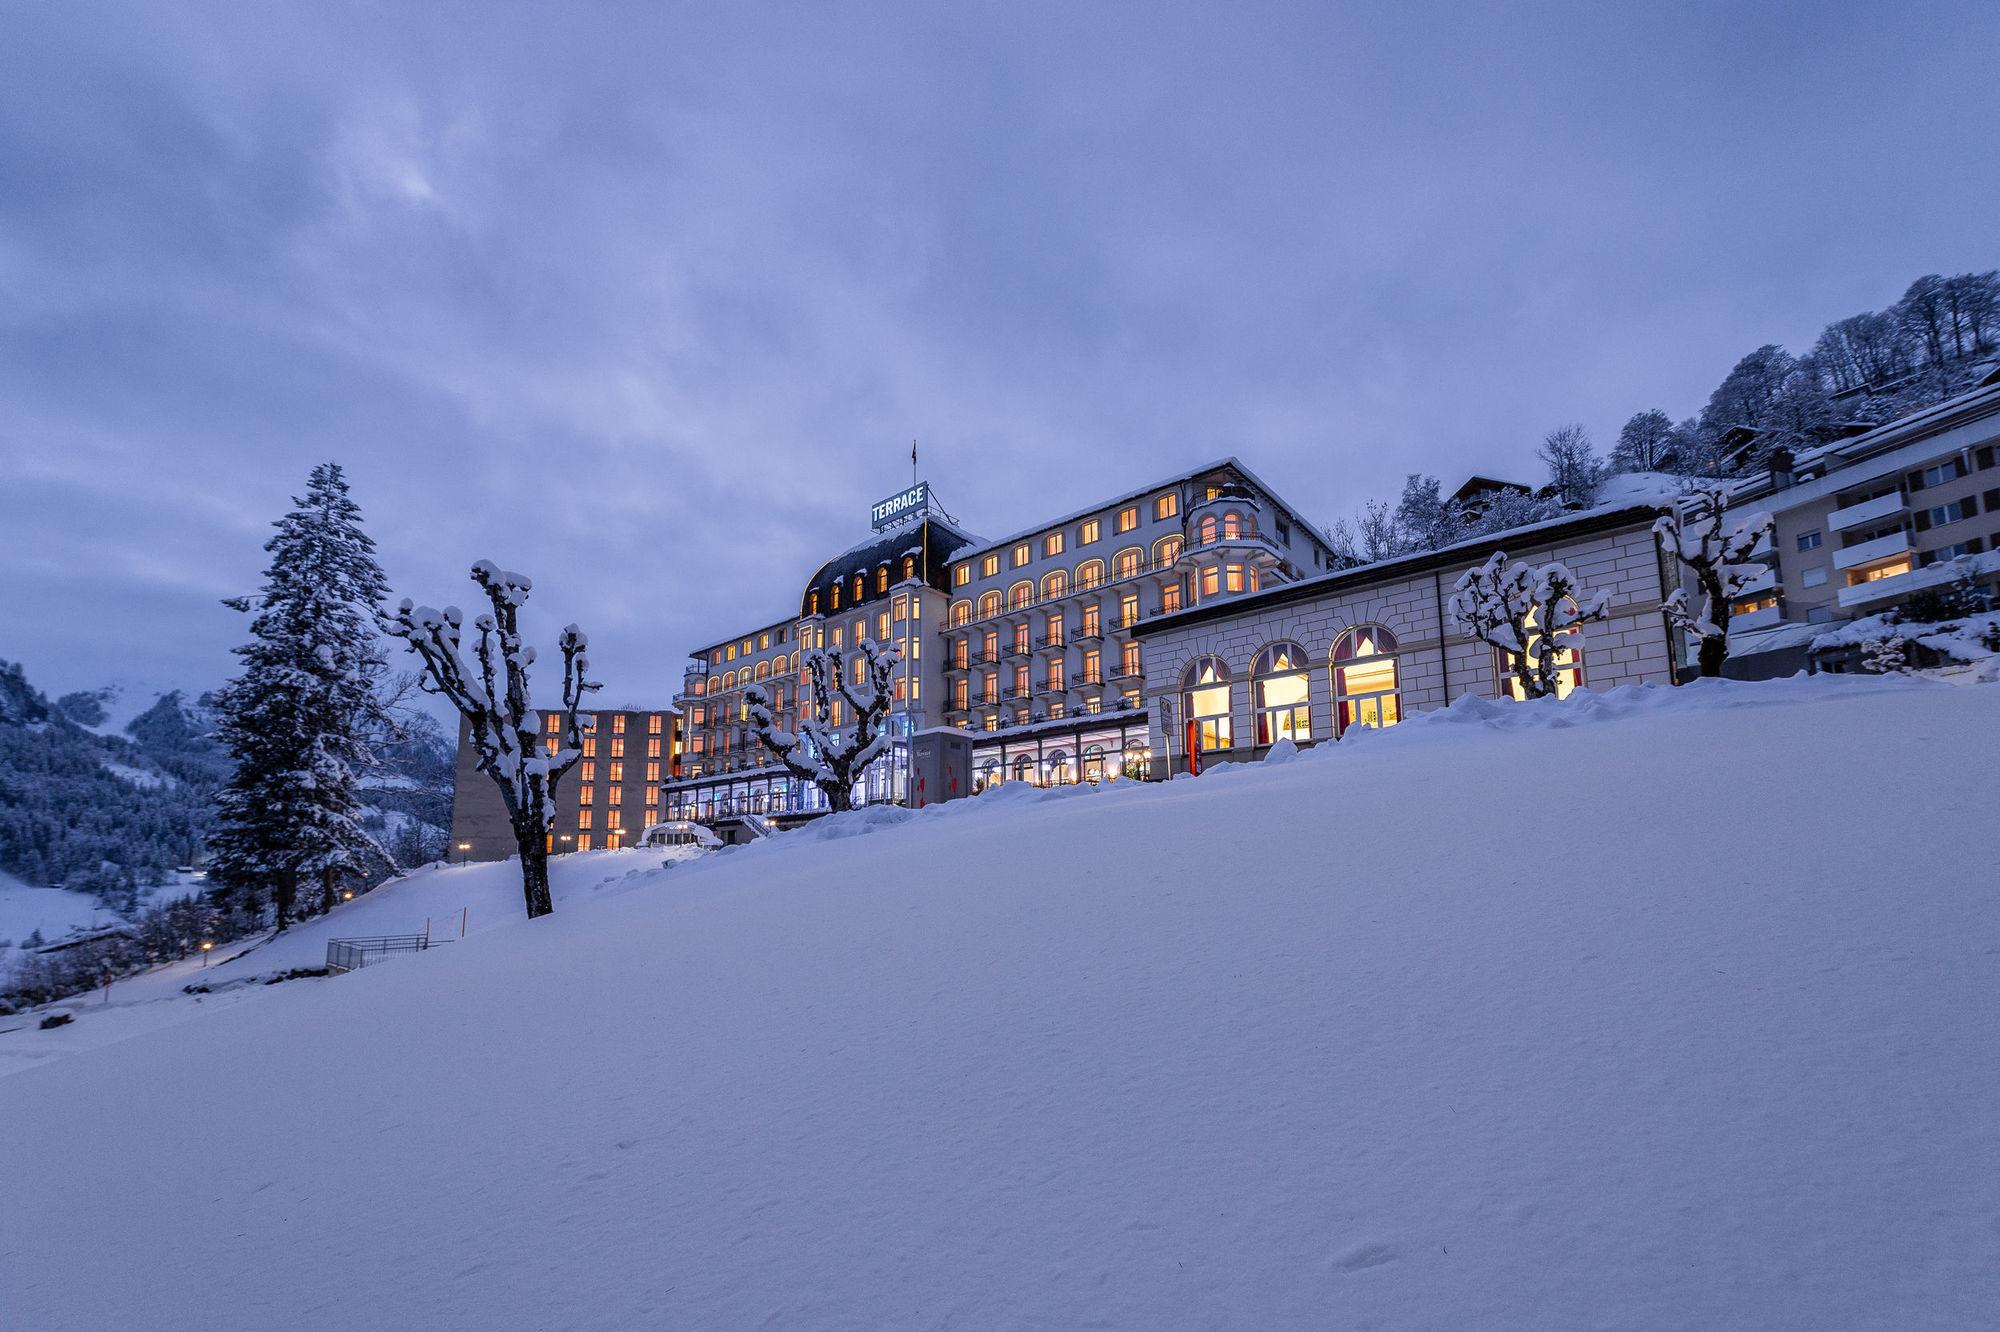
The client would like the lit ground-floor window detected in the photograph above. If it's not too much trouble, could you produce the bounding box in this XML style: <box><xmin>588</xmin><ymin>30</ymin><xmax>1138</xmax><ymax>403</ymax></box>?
<box><xmin>1252</xmin><ymin>641</ymin><xmax>1311</xmax><ymax>744</ymax></box>
<box><xmin>1495</xmin><ymin>604</ymin><xmax>1585</xmax><ymax>700</ymax></box>
<box><xmin>1180</xmin><ymin>655</ymin><xmax>1233</xmax><ymax>751</ymax></box>
<box><xmin>1332</xmin><ymin>625</ymin><xmax>1400</xmax><ymax>736</ymax></box>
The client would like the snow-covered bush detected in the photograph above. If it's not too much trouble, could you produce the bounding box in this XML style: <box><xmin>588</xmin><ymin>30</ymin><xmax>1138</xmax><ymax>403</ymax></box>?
<box><xmin>745</xmin><ymin>638</ymin><xmax>902</xmax><ymax>814</ymax></box>
<box><xmin>1447</xmin><ymin>551</ymin><xmax>1608</xmax><ymax>700</ymax></box>
<box><xmin>1860</xmin><ymin>637</ymin><xmax>1912</xmax><ymax>675</ymax></box>
<box><xmin>1654</xmin><ymin>483</ymin><xmax>1775</xmax><ymax>677</ymax></box>
<box><xmin>382</xmin><ymin>561</ymin><xmax>599</xmax><ymax>919</ymax></box>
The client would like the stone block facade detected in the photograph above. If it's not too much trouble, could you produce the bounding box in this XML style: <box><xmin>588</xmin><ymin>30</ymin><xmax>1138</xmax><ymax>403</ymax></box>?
<box><xmin>1132</xmin><ymin>507</ymin><xmax>1679</xmax><ymax>771</ymax></box>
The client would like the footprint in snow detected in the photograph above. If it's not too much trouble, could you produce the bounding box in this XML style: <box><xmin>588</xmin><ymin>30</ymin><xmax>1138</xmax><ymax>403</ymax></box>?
<box><xmin>1334</xmin><ymin>1242</ymin><xmax>1396</xmax><ymax>1272</ymax></box>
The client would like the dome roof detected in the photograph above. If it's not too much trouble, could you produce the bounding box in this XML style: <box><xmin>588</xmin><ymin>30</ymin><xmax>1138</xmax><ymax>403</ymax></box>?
<box><xmin>799</xmin><ymin>518</ymin><xmax>975</xmax><ymax>619</ymax></box>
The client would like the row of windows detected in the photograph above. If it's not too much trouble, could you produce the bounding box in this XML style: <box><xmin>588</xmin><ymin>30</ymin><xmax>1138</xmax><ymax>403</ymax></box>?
<box><xmin>805</xmin><ymin>555</ymin><xmax>928</xmax><ymax>618</ymax></box>
<box><xmin>540</xmin><ymin>713</ymin><xmax>666</xmax><ymax>735</ymax></box>
<box><xmin>708</xmin><ymin>627</ymin><xmax>790</xmax><ymax>665</ymax></box>
<box><xmin>1176</xmin><ymin>623</ymin><xmax>1584</xmax><ymax>752</ymax></box>
<box><xmin>952</xmin><ymin>494</ymin><xmax>1181</xmax><ymax>587</ymax></box>
<box><xmin>949</xmin><ymin>538</ymin><xmax>1187</xmax><ymax>625</ymax></box>
<box><xmin>543</xmin><ymin>737</ymin><xmax>664</xmax><ymax>759</ymax></box>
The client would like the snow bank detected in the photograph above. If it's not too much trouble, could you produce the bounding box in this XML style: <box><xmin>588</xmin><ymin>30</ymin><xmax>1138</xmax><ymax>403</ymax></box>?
<box><xmin>2</xmin><ymin>678</ymin><xmax>1996</xmax><ymax>1330</ymax></box>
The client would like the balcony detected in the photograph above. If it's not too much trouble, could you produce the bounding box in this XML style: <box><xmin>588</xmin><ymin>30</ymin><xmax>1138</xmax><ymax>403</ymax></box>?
<box><xmin>1732</xmin><ymin>565</ymin><xmax>1776</xmax><ymax>597</ymax></box>
<box><xmin>1034</xmin><ymin>678</ymin><xmax>1068</xmax><ymax>696</ymax></box>
<box><xmin>1035</xmin><ymin>632</ymin><xmax>1068</xmax><ymax>652</ymax></box>
<box><xmin>1070</xmin><ymin>670</ymin><xmax>1106</xmax><ymax>689</ymax></box>
<box><xmin>1074</xmin><ymin>623</ymin><xmax>1105</xmax><ymax>642</ymax></box>
<box><xmin>1832</xmin><ymin>529</ymin><xmax>1912</xmax><ymax>572</ymax></box>
<box><xmin>1837</xmin><ymin>552</ymin><xmax>1993</xmax><ymax>610</ymax></box>
<box><xmin>1829</xmin><ymin>491</ymin><xmax>1907</xmax><ymax>533</ymax></box>
<box><xmin>1108</xmin><ymin>665</ymin><xmax>1145</xmax><ymax>682</ymax></box>
<box><xmin>1003</xmin><ymin>685</ymin><xmax>1032</xmax><ymax>701</ymax></box>
<box><xmin>1729</xmin><ymin>603</ymin><xmax>1782</xmax><ymax>630</ymax></box>
<box><xmin>1001</xmin><ymin>642</ymin><xmax>1033</xmax><ymax>660</ymax></box>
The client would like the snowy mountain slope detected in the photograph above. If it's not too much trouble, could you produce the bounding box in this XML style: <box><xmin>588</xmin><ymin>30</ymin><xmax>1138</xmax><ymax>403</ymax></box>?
<box><xmin>1</xmin><ymin>677</ymin><xmax>1996</xmax><ymax>1330</ymax></box>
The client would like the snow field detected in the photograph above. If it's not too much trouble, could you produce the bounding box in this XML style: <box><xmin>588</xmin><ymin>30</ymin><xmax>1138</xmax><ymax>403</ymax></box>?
<box><xmin>1</xmin><ymin>675</ymin><xmax>1996</xmax><ymax>1329</ymax></box>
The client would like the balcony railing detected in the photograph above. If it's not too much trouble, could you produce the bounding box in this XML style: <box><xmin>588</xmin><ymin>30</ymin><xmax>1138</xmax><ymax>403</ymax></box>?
<box><xmin>1829</xmin><ymin>491</ymin><xmax>1907</xmax><ymax>533</ymax></box>
<box><xmin>1832</xmin><ymin>529</ymin><xmax>1912</xmax><ymax>572</ymax></box>
<box><xmin>1003</xmin><ymin>685</ymin><xmax>1031</xmax><ymax>700</ymax></box>
<box><xmin>1036</xmin><ymin>632</ymin><xmax>1067</xmax><ymax>650</ymax></box>
<box><xmin>1074</xmin><ymin>624</ymin><xmax>1105</xmax><ymax>641</ymax></box>
<box><xmin>1109</xmin><ymin>665</ymin><xmax>1145</xmax><ymax>681</ymax></box>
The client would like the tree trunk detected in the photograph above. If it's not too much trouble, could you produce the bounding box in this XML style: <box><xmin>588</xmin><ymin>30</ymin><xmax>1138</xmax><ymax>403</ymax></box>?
<box><xmin>821</xmin><ymin>777</ymin><xmax>854</xmax><ymax>813</ymax></box>
<box><xmin>275</xmin><ymin>868</ymin><xmax>296</xmax><ymax>932</ymax></box>
<box><xmin>512</xmin><ymin>819</ymin><xmax>555</xmax><ymax>919</ymax></box>
<box><xmin>1697</xmin><ymin>632</ymin><xmax>1729</xmax><ymax>677</ymax></box>
<box><xmin>323</xmin><ymin>865</ymin><xmax>339</xmax><ymax>914</ymax></box>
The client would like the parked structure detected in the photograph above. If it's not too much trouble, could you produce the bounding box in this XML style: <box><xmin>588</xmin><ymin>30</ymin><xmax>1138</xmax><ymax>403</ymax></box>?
<box><xmin>448</xmin><ymin>708</ymin><xmax>680</xmax><ymax>862</ymax></box>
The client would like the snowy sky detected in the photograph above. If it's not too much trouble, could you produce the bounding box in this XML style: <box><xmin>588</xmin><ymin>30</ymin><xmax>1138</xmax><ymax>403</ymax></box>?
<box><xmin>3</xmin><ymin>2</ymin><xmax>1996</xmax><ymax>708</ymax></box>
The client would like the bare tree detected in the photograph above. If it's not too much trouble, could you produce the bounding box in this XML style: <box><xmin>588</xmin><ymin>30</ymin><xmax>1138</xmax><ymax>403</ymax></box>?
<box><xmin>745</xmin><ymin>638</ymin><xmax>901</xmax><ymax>814</ymax></box>
<box><xmin>1610</xmin><ymin>409</ymin><xmax>1676</xmax><ymax>473</ymax></box>
<box><xmin>382</xmin><ymin>560</ymin><xmax>599</xmax><ymax>919</ymax></box>
<box><xmin>1654</xmin><ymin>484</ymin><xmax>1776</xmax><ymax>678</ymax></box>
<box><xmin>1356</xmin><ymin>497</ymin><xmax>1400</xmax><ymax>562</ymax></box>
<box><xmin>1447</xmin><ymin>551</ymin><xmax>1608</xmax><ymax>700</ymax></box>
<box><xmin>1538</xmin><ymin>424</ymin><xmax>1601</xmax><ymax>506</ymax></box>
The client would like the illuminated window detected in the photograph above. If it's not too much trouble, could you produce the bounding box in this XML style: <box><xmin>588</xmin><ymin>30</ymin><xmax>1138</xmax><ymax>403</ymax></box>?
<box><xmin>1223</xmin><ymin>512</ymin><xmax>1245</xmax><ymax>539</ymax></box>
<box><xmin>1081</xmin><ymin>604</ymin><xmax>1100</xmax><ymax>637</ymax></box>
<box><xmin>711</xmin><ymin>650</ymin><xmax>722</xmax><ymax>665</ymax></box>
<box><xmin>1076</xmin><ymin>560</ymin><xmax>1104</xmax><ymax>590</ymax></box>
<box><xmin>648</xmin><ymin>714</ymin><xmax>662</xmax><ymax>735</ymax></box>
<box><xmin>644</xmin><ymin>788</ymin><xmax>657</xmax><ymax>808</ymax></box>
<box><xmin>852</xmin><ymin>575</ymin><xmax>864</xmax><ymax>601</ymax></box>
<box><xmin>577</xmin><ymin>833</ymin><xmax>591</xmax><ymax>850</ymax></box>
<box><xmin>1180</xmin><ymin>656</ymin><xmax>1232</xmax><ymax>751</ymax></box>
<box><xmin>579</xmin><ymin>786</ymin><xmax>594</xmax><ymax>805</ymax></box>
<box><xmin>810</xmin><ymin>592</ymin><xmax>821</xmax><ymax>614</ymax></box>
<box><xmin>1155</xmin><ymin>493</ymin><xmax>1179</xmax><ymax>520</ymax></box>
<box><xmin>608</xmin><ymin>786</ymin><xmax>622</xmax><ymax>805</ymax></box>
<box><xmin>1082</xmin><ymin>647</ymin><xmax>1102</xmax><ymax>683</ymax></box>
<box><xmin>545</xmin><ymin>713</ymin><xmax>562</xmax><ymax>734</ymax></box>
<box><xmin>1048</xmin><ymin>660</ymin><xmax>1065</xmax><ymax>691</ymax></box>
<box><xmin>646</xmin><ymin>761</ymin><xmax>660</xmax><ymax>782</ymax></box>
<box><xmin>831</xmin><ymin>627</ymin><xmax>843</xmax><ymax>648</ymax></box>
<box><xmin>950</xmin><ymin>599</ymin><xmax>972</xmax><ymax>626</ymax></box>
<box><xmin>609</xmin><ymin>762</ymin><xmax>624</xmax><ymax>782</ymax></box>
<box><xmin>978</xmin><ymin>590</ymin><xmax>1001</xmax><ymax>619</ymax></box>
<box><xmin>1121</xmin><ymin>641</ymin><xmax>1142</xmax><ymax>678</ymax></box>
<box><xmin>1200</xmin><ymin>566</ymin><xmax>1220</xmax><ymax>597</ymax></box>
<box><xmin>1042</xmin><ymin>570</ymin><xmax>1068</xmax><ymax>599</ymax></box>
<box><xmin>1013</xmin><ymin>543</ymin><xmax>1032</xmax><ymax>567</ymax></box>
<box><xmin>1154</xmin><ymin>535</ymin><xmax>1183</xmax><ymax>566</ymax></box>
<box><xmin>1115</xmin><ymin>506</ymin><xmax>1139</xmax><ymax>534</ymax></box>
<box><xmin>1495</xmin><ymin>606</ymin><xmax>1585</xmax><ymax>700</ymax></box>
<box><xmin>1198</xmin><ymin>515</ymin><xmax>1216</xmax><ymax>544</ymax></box>
<box><xmin>1080</xmin><ymin>518</ymin><xmax>1101</xmax><ymax>545</ymax></box>
<box><xmin>1008</xmin><ymin>581</ymin><xmax>1033</xmax><ymax>610</ymax></box>
<box><xmin>879</xmin><ymin>611</ymin><xmax>891</xmax><ymax>638</ymax></box>
<box><xmin>955</xmin><ymin>563</ymin><xmax>971</xmax><ymax>586</ymax></box>
<box><xmin>953</xmin><ymin>678</ymin><xmax>968</xmax><ymax>709</ymax></box>
<box><xmin>1332</xmin><ymin>626</ymin><xmax>1400</xmax><ymax>735</ymax></box>
<box><xmin>578</xmin><ymin>809</ymin><xmax>594</xmax><ymax>829</ymax></box>
<box><xmin>1251</xmin><ymin>641</ymin><xmax>1312</xmax><ymax>745</ymax></box>
<box><xmin>606</xmin><ymin>810</ymin><xmax>622</xmax><ymax>830</ymax></box>
<box><xmin>545</xmin><ymin>736</ymin><xmax>558</xmax><ymax>755</ymax></box>
<box><xmin>877</xmin><ymin>567</ymin><xmax>889</xmax><ymax>593</ymax></box>
<box><xmin>1224</xmin><ymin>564</ymin><xmax>1250</xmax><ymax>593</ymax></box>
<box><xmin>583</xmin><ymin>739</ymin><xmax>597</xmax><ymax>758</ymax></box>
<box><xmin>1045</xmin><ymin>532</ymin><xmax>1065</xmax><ymax>557</ymax></box>
<box><xmin>982</xmin><ymin>553</ymin><xmax>1000</xmax><ymax>577</ymax></box>
<box><xmin>1847</xmin><ymin>559</ymin><xmax>1913</xmax><ymax>585</ymax></box>
<box><xmin>1114</xmin><ymin>547</ymin><xmax>1142</xmax><ymax>580</ymax></box>
<box><xmin>952</xmin><ymin>639</ymin><xmax>969</xmax><ymax>668</ymax></box>
<box><xmin>755</xmin><ymin>660</ymin><xmax>770</xmax><ymax>680</ymax></box>
<box><xmin>1161</xmin><ymin>583</ymin><xmax>1182</xmax><ymax>613</ymax></box>
<box><xmin>726</xmin><ymin>644</ymin><xmax>737</xmax><ymax>661</ymax></box>
<box><xmin>610</xmin><ymin>738</ymin><xmax>625</xmax><ymax>758</ymax></box>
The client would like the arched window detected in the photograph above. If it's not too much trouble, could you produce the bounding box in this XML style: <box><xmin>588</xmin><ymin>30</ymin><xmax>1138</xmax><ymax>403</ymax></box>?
<box><xmin>690</xmin><ymin>677</ymin><xmax>707</xmax><ymax>697</ymax></box>
<box><xmin>1013</xmin><ymin>754</ymin><xmax>1037</xmax><ymax>785</ymax></box>
<box><xmin>1198</xmin><ymin>515</ymin><xmax>1217</xmax><ymax>544</ymax></box>
<box><xmin>1042</xmin><ymin>569</ymin><xmax>1068</xmax><ymax>599</ymax></box>
<box><xmin>950</xmin><ymin>599</ymin><xmax>973</xmax><ymax>627</ymax></box>
<box><xmin>902</xmin><ymin>556</ymin><xmax>916</xmax><ymax>581</ymax></box>
<box><xmin>1332</xmin><ymin>625</ymin><xmax>1401</xmax><ymax>736</ymax></box>
<box><xmin>1076</xmin><ymin>559</ymin><xmax>1104</xmax><ymax>590</ymax></box>
<box><xmin>1121</xmin><ymin>739</ymin><xmax>1150</xmax><ymax>780</ymax></box>
<box><xmin>876</xmin><ymin>566</ymin><xmax>890</xmax><ymax>593</ymax></box>
<box><xmin>1046</xmin><ymin>749</ymin><xmax>1072</xmax><ymax>785</ymax></box>
<box><xmin>979</xmin><ymin>590</ymin><xmax>1002</xmax><ymax>619</ymax></box>
<box><xmin>722</xmin><ymin>670</ymin><xmax>736</xmax><ymax>691</ymax></box>
<box><xmin>1008</xmin><ymin>580</ymin><xmax>1034</xmax><ymax>611</ymax></box>
<box><xmin>1223</xmin><ymin>511</ymin><xmax>1245</xmax><ymax>540</ymax></box>
<box><xmin>1155</xmin><ymin>535</ymin><xmax>1184</xmax><ymax>566</ymax></box>
<box><xmin>756</xmin><ymin>660</ymin><xmax>771</xmax><ymax>680</ymax></box>
<box><xmin>829</xmin><ymin>584</ymin><xmax>840</xmax><ymax>611</ymax></box>
<box><xmin>1082</xmin><ymin>743</ymin><xmax>1106</xmax><ymax>783</ymax></box>
<box><xmin>1252</xmin><ymin>641</ymin><xmax>1312</xmax><ymax>745</ymax></box>
<box><xmin>1113</xmin><ymin>547</ymin><xmax>1143</xmax><ymax>580</ymax></box>
<box><xmin>1180</xmin><ymin>655</ymin><xmax>1233</xmax><ymax>752</ymax></box>
<box><xmin>808</xmin><ymin>592</ymin><xmax>819</xmax><ymax>615</ymax></box>
<box><xmin>977</xmin><ymin>758</ymin><xmax>1000</xmax><ymax>792</ymax></box>
<box><xmin>852</xmin><ymin>575</ymin><xmax>865</xmax><ymax>602</ymax></box>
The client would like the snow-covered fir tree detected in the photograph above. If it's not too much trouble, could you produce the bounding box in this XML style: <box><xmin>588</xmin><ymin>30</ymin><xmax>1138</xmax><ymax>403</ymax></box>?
<box><xmin>1653</xmin><ymin>483</ymin><xmax>1775</xmax><ymax>677</ymax></box>
<box><xmin>209</xmin><ymin>463</ymin><xmax>394</xmax><ymax>929</ymax></box>
<box><xmin>1447</xmin><ymin>551</ymin><xmax>1608</xmax><ymax>700</ymax></box>
<box><xmin>745</xmin><ymin>637</ymin><xmax>901</xmax><ymax>814</ymax></box>
<box><xmin>383</xmin><ymin>560</ymin><xmax>598</xmax><ymax>919</ymax></box>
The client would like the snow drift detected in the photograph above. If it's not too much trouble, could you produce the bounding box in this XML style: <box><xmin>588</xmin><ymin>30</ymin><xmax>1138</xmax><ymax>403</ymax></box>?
<box><xmin>1</xmin><ymin>676</ymin><xmax>1995</xmax><ymax>1330</ymax></box>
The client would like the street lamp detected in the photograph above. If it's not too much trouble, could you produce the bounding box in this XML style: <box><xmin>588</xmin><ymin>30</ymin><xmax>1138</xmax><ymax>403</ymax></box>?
<box><xmin>200</xmin><ymin>941</ymin><xmax>213</xmax><ymax>967</ymax></box>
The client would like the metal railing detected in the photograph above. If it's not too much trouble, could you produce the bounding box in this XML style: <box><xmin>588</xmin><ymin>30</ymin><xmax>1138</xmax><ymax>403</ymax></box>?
<box><xmin>326</xmin><ymin>935</ymin><xmax>439</xmax><ymax>974</ymax></box>
<box><xmin>943</xmin><ymin>552</ymin><xmax>1187</xmax><ymax>631</ymax></box>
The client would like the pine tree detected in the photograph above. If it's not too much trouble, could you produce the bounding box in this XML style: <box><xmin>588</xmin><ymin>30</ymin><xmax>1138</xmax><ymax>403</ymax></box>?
<box><xmin>209</xmin><ymin>463</ymin><xmax>393</xmax><ymax>929</ymax></box>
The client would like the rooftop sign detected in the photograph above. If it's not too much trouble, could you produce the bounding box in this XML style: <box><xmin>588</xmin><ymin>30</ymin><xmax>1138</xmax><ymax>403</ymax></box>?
<box><xmin>870</xmin><ymin>481</ymin><xmax>931</xmax><ymax>531</ymax></box>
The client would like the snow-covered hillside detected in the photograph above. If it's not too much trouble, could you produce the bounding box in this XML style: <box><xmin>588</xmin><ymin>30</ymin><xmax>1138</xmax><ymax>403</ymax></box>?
<box><xmin>2</xmin><ymin>676</ymin><xmax>1995</xmax><ymax>1330</ymax></box>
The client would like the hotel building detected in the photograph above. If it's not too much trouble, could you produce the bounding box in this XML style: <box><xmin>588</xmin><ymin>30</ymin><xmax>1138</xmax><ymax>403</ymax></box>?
<box><xmin>662</xmin><ymin>461</ymin><xmax>1340</xmax><ymax>824</ymax></box>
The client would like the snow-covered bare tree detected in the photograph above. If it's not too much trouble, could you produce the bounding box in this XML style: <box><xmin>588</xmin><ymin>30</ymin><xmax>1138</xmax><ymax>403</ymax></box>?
<box><xmin>745</xmin><ymin>638</ymin><xmax>901</xmax><ymax>814</ymax></box>
<box><xmin>1447</xmin><ymin>551</ymin><xmax>1608</xmax><ymax>700</ymax></box>
<box><xmin>210</xmin><ymin>462</ymin><xmax>394</xmax><ymax>929</ymax></box>
<box><xmin>1654</xmin><ymin>484</ymin><xmax>1776</xmax><ymax>678</ymax></box>
<box><xmin>382</xmin><ymin>561</ymin><xmax>599</xmax><ymax>919</ymax></box>
<box><xmin>1393</xmin><ymin>474</ymin><xmax>1461</xmax><ymax>551</ymax></box>
<box><xmin>1357</xmin><ymin>498</ymin><xmax>1400</xmax><ymax>562</ymax></box>
<box><xmin>1538</xmin><ymin>423</ymin><xmax>1602</xmax><ymax>506</ymax></box>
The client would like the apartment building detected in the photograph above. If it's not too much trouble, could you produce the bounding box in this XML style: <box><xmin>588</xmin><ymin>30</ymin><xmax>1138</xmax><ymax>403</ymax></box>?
<box><xmin>662</xmin><ymin>460</ymin><xmax>1337</xmax><ymax>823</ymax></box>
<box><xmin>1718</xmin><ymin>377</ymin><xmax>2000</xmax><ymax>671</ymax></box>
<box><xmin>448</xmin><ymin>707</ymin><xmax>680</xmax><ymax>861</ymax></box>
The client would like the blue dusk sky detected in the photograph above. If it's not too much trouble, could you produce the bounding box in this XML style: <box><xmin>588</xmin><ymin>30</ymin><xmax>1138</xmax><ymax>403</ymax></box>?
<box><xmin>2</xmin><ymin>2</ymin><xmax>1995</xmax><ymax>707</ymax></box>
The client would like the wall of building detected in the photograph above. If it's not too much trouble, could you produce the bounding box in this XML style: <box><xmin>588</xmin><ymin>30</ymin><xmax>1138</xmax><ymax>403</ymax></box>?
<box><xmin>1134</xmin><ymin>513</ymin><xmax>1676</xmax><ymax>772</ymax></box>
<box><xmin>448</xmin><ymin>708</ymin><xmax>678</xmax><ymax>862</ymax></box>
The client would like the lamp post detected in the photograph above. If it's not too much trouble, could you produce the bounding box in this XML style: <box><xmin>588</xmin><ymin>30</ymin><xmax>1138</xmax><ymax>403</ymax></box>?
<box><xmin>455</xmin><ymin>842</ymin><xmax>471</xmax><ymax>864</ymax></box>
<box><xmin>200</xmin><ymin>941</ymin><xmax>213</xmax><ymax>967</ymax></box>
